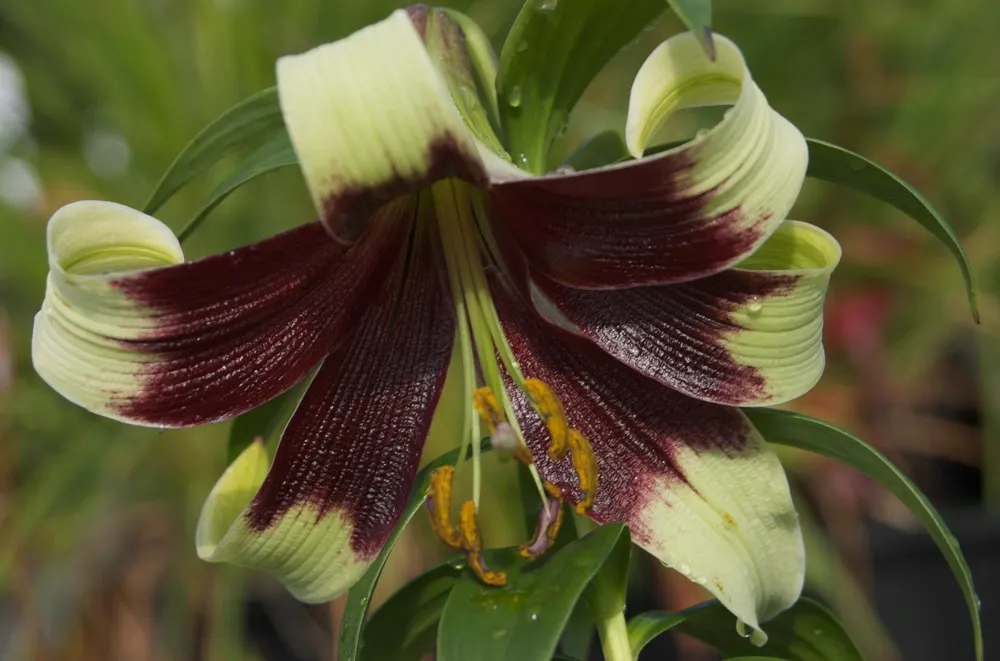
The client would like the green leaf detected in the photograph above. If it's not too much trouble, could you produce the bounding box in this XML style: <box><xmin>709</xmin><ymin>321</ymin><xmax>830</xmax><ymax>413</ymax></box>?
<box><xmin>436</xmin><ymin>523</ymin><xmax>628</xmax><ymax>661</ymax></box>
<box><xmin>337</xmin><ymin>440</ymin><xmax>490</xmax><ymax>661</ymax></box>
<box><xmin>805</xmin><ymin>138</ymin><xmax>978</xmax><ymax>322</ymax></box>
<box><xmin>143</xmin><ymin>87</ymin><xmax>284</xmax><ymax>215</ymax></box>
<box><xmin>563</xmin><ymin>130</ymin><xmax>630</xmax><ymax>172</ymax></box>
<box><xmin>666</xmin><ymin>0</ymin><xmax>714</xmax><ymax>57</ymax></box>
<box><xmin>628</xmin><ymin>598</ymin><xmax>862</xmax><ymax>661</ymax></box>
<box><xmin>363</xmin><ymin>559</ymin><xmax>464</xmax><ymax>661</ymax></box>
<box><xmin>746</xmin><ymin>408</ymin><xmax>983</xmax><ymax>661</ymax></box>
<box><xmin>497</xmin><ymin>0</ymin><xmax>663</xmax><ymax>173</ymax></box>
<box><xmin>178</xmin><ymin>131</ymin><xmax>296</xmax><ymax>242</ymax></box>
<box><xmin>583</xmin><ymin>523</ymin><xmax>630</xmax><ymax>619</ymax></box>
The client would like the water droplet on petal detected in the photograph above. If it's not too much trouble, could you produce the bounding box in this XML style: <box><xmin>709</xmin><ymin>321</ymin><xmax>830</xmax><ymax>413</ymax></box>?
<box><xmin>736</xmin><ymin>620</ymin><xmax>751</xmax><ymax>639</ymax></box>
<box><xmin>554</xmin><ymin>165</ymin><xmax>575</xmax><ymax>175</ymax></box>
<box><xmin>695</xmin><ymin>129</ymin><xmax>708</xmax><ymax>139</ymax></box>
<box><xmin>508</xmin><ymin>86</ymin><xmax>522</xmax><ymax>107</ymax></box>
<box><xmin>677</xmin><ymin>563</ymin><xmax>691</xmax><ymax>576</ymax></box>
<box><xmin>747</xmin><ymin>296</ymin><xmax>763</xmax><ymax>314</ymax></box>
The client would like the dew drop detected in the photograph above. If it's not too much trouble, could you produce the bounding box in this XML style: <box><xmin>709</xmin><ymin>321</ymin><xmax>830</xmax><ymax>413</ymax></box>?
<box><xmin>677</xmin><ymin>563</ymin><xmax>691</xmax><ymax>576</ymax></box>
<box><xmin>516</xmin><ymin>41</ymin><xmax>529</xmax><ymax>53</ymax></box>
<box><xmin>359</xmin><ymin>596</ymin><xmax>368</xmax><ymax>606</ymax></box>
<box><xmin>554</xmin><ymin>165</ymin><xmax>575</xmax><ymax>175</ymax></box>
<box><xmin>694</xmin><ymin>576</ymin><xmax>707</xmax><ymax>586</ymax></box>
<box><xmin>508</xmin><ymin>86</ymin><xmax>522</xmax><ymax>107</ymax></box>
<box><xmin>530</xmin><ymin>611</ymin><xmax>539</xmax><ymax>621</ymax></box>
<box><xmin>747</xmin><ymin>296</ymin><xmax>763</xmax><ymax>314</ymax></box>
<box><xmin>695</xmin><ymin>128</ymin><xmax>708</xmax><ymax>139</ymax></box>
<box><xmin>736</xmin><ymin>620</ymin><xmax>750</xmax><ymax>639</ymax></box>
<box><xmin>517</xmin><ymin>154</ymin><xmax>530</xmax><ymax>168</ymax></box>
<box><xmin>539</xmin><ymin>0</ymin><xmax>558</xmax><ymax>11</ymax></box>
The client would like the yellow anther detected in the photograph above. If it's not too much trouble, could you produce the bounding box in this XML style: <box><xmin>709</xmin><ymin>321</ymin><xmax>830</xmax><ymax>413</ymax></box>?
<box><xmin>567</xmin><ymin>429</ymin><xmax>598</xmax><ymax>514</ymax></box>
<box><xmin>524</xmin><ymin>378</ymin><xmax>569</xmax><ymax>461</ymax></box>
<box><xmin>427</xmin><ymin>466</ymin><xmax>462</xmax><ymax>549</ymax></box>
<box><xmin>473</xmin><ymin>386</ymin><xmax>504</xmax><ymax>434</ymax></box>
<box><xmin>459</xmin><ymin>500</ymin><xmax>507</xmax><ymax>586</ymax></box>
<box><xmin>520</xmin><ymin>481</ymin><xmax>565</xmax><ymax>559</ymax></box>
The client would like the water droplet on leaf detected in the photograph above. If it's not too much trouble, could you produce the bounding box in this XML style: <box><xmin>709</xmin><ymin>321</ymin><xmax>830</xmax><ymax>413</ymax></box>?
<box><xmin>508</xmin><ymin>86</ymin><xmax>522</xmax><ymax>108</ymax></box>
<box><xmin>516</xmin><ymin>41</ymin><xmax>529</xmax><ymax>53</ymax></box>
<box><xmin>539</xmin><ymin>0</ymin><xmax>558</xmax><ymax>11</ymax></box>
<box><xmin>747</xmin><ymin>296</ymin><xmax>763</xmax><ymax>314</ymax></box>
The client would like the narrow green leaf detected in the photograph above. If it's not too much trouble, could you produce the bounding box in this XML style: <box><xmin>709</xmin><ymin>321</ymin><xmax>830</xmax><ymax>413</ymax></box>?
<box><xmin>563</xmin><ymin>130</ymin><xmax>630</xmax><ymax>172</ymax></box>
<box><xmin>805</xmin><ymin>138</ymin><xmax>978</xmax><ymax>322</ymax></box>
<box><xmin>626</xmin><ymin>610</ymin><xmax>686</xmax><ymax>657</ymax></box>
<box><xmin>178</xmin><ymin>131</ymin><xmax>296</xmax><ymax>242</ymax></box>
<box><xmin>337</xmin><ymin>440</ymin><xmax>490</xmax><ymax>661</ymax></box>
<box><xmin>746</xmin><ymin>408</ymin><xmax>982</xmax><ymax>661</ymax></box>
<box><xmin>144</xmin><ymin>87</ymin><xmax>284</xmax><ymax>215</ymax></box>
<box><xmin>497</xmin><ymin>0</ymin><xmax>663</xmax><ymax>172</ymax></box>
<box><xmin>363</xmin><ymin>559</ymin><xmax>464</xmax><ymax>661</ymax></box>
<box><xmin>437</xmin><ymin>523</ymin><xmax>627</xmax><ymax>661</ymax></box>
<box><xmin>666</xmin><ymin>0</ymin><xmax>714</xmax><ymax>57</ymax></box>
<box><xmin>628</xmin><ymin>598</ymin><xmax>861</xmax><ymax>661</ymax></box>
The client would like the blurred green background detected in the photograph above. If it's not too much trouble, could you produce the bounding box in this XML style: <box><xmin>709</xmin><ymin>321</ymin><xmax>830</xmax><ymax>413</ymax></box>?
<box><xmin>0</xmin><ymin>0</ymin><xmax>997</xmax><ymax>660</ymax></box>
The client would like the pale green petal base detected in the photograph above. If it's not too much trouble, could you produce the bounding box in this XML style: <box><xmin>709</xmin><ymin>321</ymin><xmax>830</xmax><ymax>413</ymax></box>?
<box><xmin>32</xmin><ymin>201</ymin><xmax>184</xmax><ymax>422</ymax></box>
<box><xmin>727</xmin><ymin>220</ymin><xmax>842</xmax><ymax>405</ymax></box>
<box><xmin>196</xmin><ymin>441</ymin><xmax>370</xmax><ymax>603</ymax></box>
<box><xmin>632</xmin><ymin>425</ymin><xmax>803</xmax><ymax>632</ymax></box>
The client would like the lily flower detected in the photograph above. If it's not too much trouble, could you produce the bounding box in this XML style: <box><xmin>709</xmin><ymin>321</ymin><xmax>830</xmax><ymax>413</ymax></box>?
<box><xmin>32</xmin><ymin>6</ymin><xmax>840</xmax><ymax>634</ymax></box>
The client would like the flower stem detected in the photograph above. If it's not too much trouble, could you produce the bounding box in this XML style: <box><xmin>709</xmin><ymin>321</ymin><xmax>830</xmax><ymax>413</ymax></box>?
<box><xmin>596</xmin><ymin>610</ymin><xmax>632</xmax><ymax>661</ymax></box>
<box><xmin>573</xmin><ymin>515</ymin><xmax>633</xmax><ymax>661</ymax></box>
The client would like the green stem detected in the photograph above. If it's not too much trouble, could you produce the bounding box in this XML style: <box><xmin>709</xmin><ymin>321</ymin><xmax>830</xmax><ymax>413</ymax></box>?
<box><xmin>573</xmin><ymin>515</ymin><xmax>633</xmax><ymax>661</ymax></box>
<box><xmin>596</xmin><ymin>610</ymin><xmax>632</xmax><ymax>661</ymax></box>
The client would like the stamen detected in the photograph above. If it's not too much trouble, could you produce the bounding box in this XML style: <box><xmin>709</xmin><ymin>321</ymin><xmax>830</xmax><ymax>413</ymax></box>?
<box><xmin>427</xmin><ymin>466</ymin><xmax>463</xmax><ymax>549</ymax></box>
<box><xmin>520</xmin><ymin>481</ymin><xmax>565</xmax><ymax>559</ymax></box>
<box><xmin>477</xmin><ymin>386</ymin><xmax>536</xmax><ymax>467</ymax></box>
<box><xmin>459</xmin><ymin>500</ymin><xmax>507</xmax><ymax>586</ymax></box>
<box><xmin>473</xmin><ymin>386</ymin><xmax>503</xmax><ymax>434</ymax></box>
<box><xmin>567</xmin><ymin>430</ymin><xmax>599</xmax><ymax>514</ymax></box>
<box><xmin>523</xmin><ymin>378</ymin><xmax>569</xmax><ymax>461</ymax></box>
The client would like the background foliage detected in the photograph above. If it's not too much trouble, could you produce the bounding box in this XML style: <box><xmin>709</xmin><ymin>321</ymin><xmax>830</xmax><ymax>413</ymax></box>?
<box><xmin>0</xmin><ymin>0</ymin><xmax>997</xmax><ymax>659</ymax></box>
